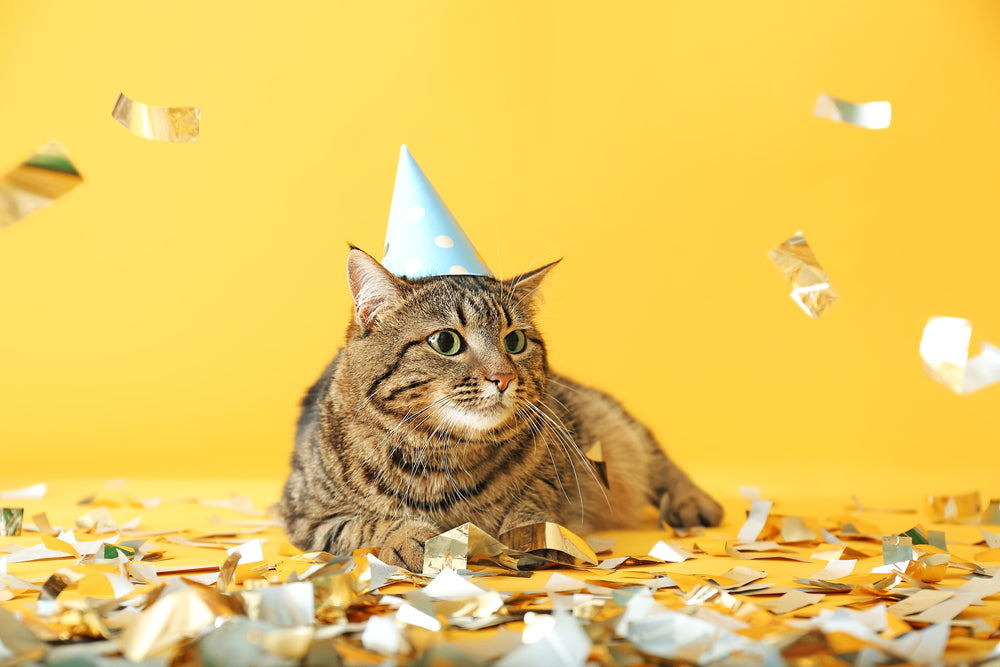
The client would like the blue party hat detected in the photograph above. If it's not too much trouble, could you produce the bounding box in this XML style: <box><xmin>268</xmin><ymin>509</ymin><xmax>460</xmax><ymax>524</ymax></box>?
<box><xmin>381</xmin><ymin>145</ymin><xmax>493</xmax><ymax>279</ymax></box>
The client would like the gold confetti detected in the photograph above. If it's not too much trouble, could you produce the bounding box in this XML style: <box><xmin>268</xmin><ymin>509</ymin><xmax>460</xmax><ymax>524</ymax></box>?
<box><xmin>585</xmin><ymin>441</ymin><xmax>610</xmax><ymax>489</ymax></box>
<box><xmin>0</xmin><ymin>143</ymin><xmax>82</xmax><ymax>231</ymax></box>
<box><xmin>813</xmin><ymin>93</ymin><xmax>891</xmax><ymax>130</ymax></box>
<box><xmin>422</xmin><ymin>522</ymin><xmax>507</xmax><ymax>574</ymax></box>
<box><xmin>982</xmin><ymin>499</ymin><xmax>1000</xmax><ymax>525</ymax></box>
<box><xmin>111</xmin><ymin>92</ymin><xmax>200</xmax><ymax>142</ymax></box>
<box><xmin>928</xmin><ymin>491</ymin><xmax>981</xmax><ymax>522</ymax></box>
<box><xmin>498</xmin><ymin>522</ymin><xmax>598</xmax><ymax>565</ymax></box>
<box><xmin>766</xmin><ymin>231</ymin><xmax>839</xmax><ymax>318</ymax></box>
<box><xmin>4</xmin><ymin>481</ymin><xmax>1000</xmax><ymax>666</ymax></box>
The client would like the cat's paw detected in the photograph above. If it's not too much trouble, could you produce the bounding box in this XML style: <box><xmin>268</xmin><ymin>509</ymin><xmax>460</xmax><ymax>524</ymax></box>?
<box><xmin>377</xmin><ymin>535</ymin><xmax>426</xmax><ymax>572</ymax></box>
<box><xmin>658</xmin><ymin>484</ymin><xmax>723</xmax><ymax>529</ymax></box>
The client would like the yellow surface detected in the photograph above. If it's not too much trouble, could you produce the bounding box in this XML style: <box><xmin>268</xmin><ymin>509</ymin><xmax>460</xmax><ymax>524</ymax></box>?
<box><xmin>1</xmin><ymin>2</ymin><xmax>1000</xmax><ymax>496</ymax></box>
<box><xmin>0</xmin><ymin>478</ymin><xmax>998</xmax><ymax>664</ymax></box>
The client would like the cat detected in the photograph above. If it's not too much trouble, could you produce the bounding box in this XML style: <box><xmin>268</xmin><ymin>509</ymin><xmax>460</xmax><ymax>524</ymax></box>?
<box><xmin>279</xmin><ymin>247</ymin><xmax>723</xmax><ymax>570</ymax></box>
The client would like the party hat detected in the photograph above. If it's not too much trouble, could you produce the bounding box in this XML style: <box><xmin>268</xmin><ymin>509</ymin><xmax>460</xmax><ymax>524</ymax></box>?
<box><xmin>381</xmin><ymin>145</ymin><xmax>493</xmax><ymax>279</ymax></box>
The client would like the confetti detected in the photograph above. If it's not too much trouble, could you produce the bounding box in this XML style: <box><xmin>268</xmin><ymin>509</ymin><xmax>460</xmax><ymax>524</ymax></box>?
<box><xmin>648</xmin><ymin>540</ymin><xmax>694</xmax><ymax>563</ymax></box>
<box><xmin>111</xmin><ymin>92</ymin><xmax>200</xmax><ymax>142</ymax></box>
<box><xmin>737</xmin><ymin>500</ymin><xmax>773</xmax><ymax>542</ymax></box>
<box><xmin>769</xmin><ymin>591</ymin><xmax>824</xmax><ymax>615</ymax></box>
<box><xmin>0</xmin><ymin>144</ymin><xmax>82</xmax><ymax>231</ymax></box>
<box><xmin>3</xmin><ymin>482</ymin><xmax>1000</xmax><ymax>666</ymax></box>
<box><xmin>766</xmin><ymin>232</ymin><xmax>838</xmax><ymax>318</ymax></box>
<box><xmin>584</xmin><ymin>535</ymin><xmax>615</xmax><ymax>554</ymax></box>
<box><xmin>813</xmin><ymin>93</ymin><xmax>891</xmax><ymax>130</ymax></box>
<box><xmin>919</xmin><ymin>317</ymin><xmax>1000</xmax><ymax>394</ymax></box>
<box><xmin>584</xmin><ymin>441</ymin><xmax>610</xmax><ymax>489</ymax></box>
<box><xmin>423</xmin><ymin>522</ymin><xmax>508</xmax><ymax>574</ymax></box>
<box><xmin>422</xmin><ymin>568</ymin><xmax>490</xmax><ymax>600</ymax></box>
<box><xmin>0</xmin><ymin>483</ymin><xmax>47</xmax><ymax>500</ymax></box>
<box><xmin>982</xmin><ymin>499</ymin><xmax>1000</xmax><ymax>525</ymax></box>
<box><xmin>499</xmin><ymin>522</ymin><xmax>599</xmax><ymax>565</ymax></box>
<box><xmin>883</xmin><ymin>535</ymin><xmax>914</xmax><ymax>565</ymax></box>
<box><xmin>0</xmin><ymin>509</ymin><xmax>23</xmax><ymax>537</ymax></box>
<box><xmin>928</xmin><ymin>491</ymin><xmax>981</xmax><ymax>522</ymax></box>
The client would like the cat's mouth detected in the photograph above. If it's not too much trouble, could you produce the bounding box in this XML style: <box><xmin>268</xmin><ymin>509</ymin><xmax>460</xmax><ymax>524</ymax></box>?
<box><xmin>439</xmin><ymin>395</ymin><xmax>514</xmax><ymax>433</ymax></box>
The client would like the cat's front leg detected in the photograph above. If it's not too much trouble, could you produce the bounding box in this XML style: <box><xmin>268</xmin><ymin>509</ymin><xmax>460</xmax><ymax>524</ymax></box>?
<box><xmin>371</xmin><ymin>519</ymin><xmax>441</xmax><ymax>572</ymax></box>
<box><xmin>658</xmin><ymin>481</ymin><xmax>723</xmax><ymax>530</ymax></box>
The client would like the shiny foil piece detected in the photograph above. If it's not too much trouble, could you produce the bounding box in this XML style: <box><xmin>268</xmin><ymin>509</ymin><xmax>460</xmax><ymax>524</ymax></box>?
<box><xmin>0</xmin><ymin>142</ymin><xmax>82</xmax><ymax>230</ymax></box>
<box><xmin>585</xmin><ymin>441</ymin><xmax>610</xmax><ymax>489</ymax></box>
<box><xmin>919</xmin><ymin>317</ymin><xmax>1000</xmax><ymax>394</ymax></box>
<box><xmin>882</xmin><ymin>535</ymin><xmax>913</xmax><ymax>565</ymax></box>
<box><xmin>111</xmin><ymin>92</ymin><xmax>200</xmax><ymax>142</ymax></box>
<box><xmin>928</xmin><ymin>491</ymin><xmax>981</xmax><ymax>522</ymax></box>
<box><xmin>766</xmin><ymin>231</ymin><xmax>839</xmax><ymax>318</ymax></box>
<box><xmin>1</xmin><ymin>508</ymin><xmax>24</xmax><ymax>536</ymax></box>
<box><xmin>423</xmin><ymin>523</ymin><xmax>508</xmax><ymax>575</ymax></box>
<box><xmin>498</xmin><ymin>522</ymin><xmax>598</xmax><ymax>565</ymax></box>
<box><xmin>116</xmin><ymin>585</ymin><xmax>238</xmax><ymax>661</ymax></box>
<box><xmin>814</xmin><ymin>93</ymin><xmax>891</xmax><ymax>130</ymax></box>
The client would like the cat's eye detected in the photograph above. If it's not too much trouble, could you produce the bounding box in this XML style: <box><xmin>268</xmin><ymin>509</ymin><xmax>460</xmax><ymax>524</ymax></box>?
<box><xmin>428</xmin><ymin>329</ymin><xmax>463</xmax><ymax>356</ymax></box>
<box><xmin>504</xmin><ymin>330</ymin><xmax>527</xmax><ymax>354</ymax></box>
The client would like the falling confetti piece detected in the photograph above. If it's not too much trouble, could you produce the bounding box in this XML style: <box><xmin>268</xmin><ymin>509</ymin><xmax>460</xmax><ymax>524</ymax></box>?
<box><xmin>919</xmin><ymin>317</ymin><xmax>1000</xmax><ymax>394</ymax></box>
<box><xmin>111</xmin><ymin>91</ymin><xmax>200</xmax><ymax>142</ymax></box>
<box><xmin>766</xmin><ymin>231</ymin><xmax>839</xmax><ymax>318</ymax></box>
<box><xmin>0</xmin><ymin>509</ymin><xmax>23</xmax><ymax>537</ymax></box>
<box><xmin>814</xmin><ymin>93</ymin><xmax>891</xmax><ymax>130</ymax></box>
<box><xmin>0</xmin><ymin>143</ymin><xmax>81</xmax><ymax>232</ymax></box>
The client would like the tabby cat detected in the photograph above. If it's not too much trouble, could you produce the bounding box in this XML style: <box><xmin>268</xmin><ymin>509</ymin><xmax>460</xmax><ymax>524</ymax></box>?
<box><xmin>279</xmin><ymin>247</ymin><xmax>722</xmax><ymax>570</ymax></box>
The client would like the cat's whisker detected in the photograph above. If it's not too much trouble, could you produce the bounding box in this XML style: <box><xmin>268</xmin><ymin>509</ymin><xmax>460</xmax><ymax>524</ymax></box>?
<box><xmin>528</xmin><ymin>400</ymin><xmax>611</xmax><ymax>510</ymax></box>
<box><xmin>523</xmin><ymin>398</ymin><xmax>612</xmax><ymax>518</ymax></box>
<box><xmin>328</xmin><ymin>403</ymin><xmax>421</xmax><ymax>510</ymax></box>
<box><xmin>396</xmin><ymin>418</ymin><xmax>440</xmax><ymax>517</ymax></box>
<box><xmin>518</xmin><ymin>403</ymin><xmax>571</xmax><ymax>504</ymax></box>
<box><xmin>351</xmin><ymin>398</ymin><xmax>451</xmax><ymax>519</ymax></box>
<box><xmin>524</xmin><ymin>402</ymin><xmax>586</xmax><ymax>523</ymax></box>
<box><xmin>334</xmin><ymin>399</ymin><xmax>437</xmax><ymax>503</ymax></box>
<box><xmin>350</xmin><ymin>385</ymin><xmax>385</xmax><ymax>427</ymax></box>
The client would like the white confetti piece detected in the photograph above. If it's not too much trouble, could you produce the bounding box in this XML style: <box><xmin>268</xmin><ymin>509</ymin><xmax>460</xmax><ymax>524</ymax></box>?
<box><xmin>920</xmin><ymin>317</ymin><xmax>1000</xmax><ymax>394</ymax></box>
<box><xmin>225</xmin><ymin>539</ymin><xmax>264</xmax><ymax>564</ymax></box>
<box><xmin>0</xmin><ymin>483</ymin><xmax>46</xmax><ymax>500</ymax></box>
<box><xmin>814</xmin><ymin>93</ymin><xmax>891</xmax><ymax>130</ymax></box>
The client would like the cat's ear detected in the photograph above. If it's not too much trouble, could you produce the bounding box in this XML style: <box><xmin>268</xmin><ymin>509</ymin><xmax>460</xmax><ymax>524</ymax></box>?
<box><xmin>503</xmin><ymin>259</ymin><xmax>560</xmax><ymax>305</ymax></box>
<box><xmin>347</xmin><ymin>247</ymin><xmax>408</xmax><ymax>330</ymax></box>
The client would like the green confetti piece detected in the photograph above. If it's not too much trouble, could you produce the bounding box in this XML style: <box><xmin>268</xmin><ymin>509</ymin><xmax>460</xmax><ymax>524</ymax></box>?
<box><xmin>0</xmin><ymin>508</ymin><xmax>23</xmax><ymax>537</ymax></box>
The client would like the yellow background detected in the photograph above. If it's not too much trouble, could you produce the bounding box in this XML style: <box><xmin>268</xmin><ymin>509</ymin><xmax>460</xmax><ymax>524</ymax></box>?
<box><xmin>1</xmin><ymin>1</ymin><xmax>998</xmax><ymax>498</ymax></box>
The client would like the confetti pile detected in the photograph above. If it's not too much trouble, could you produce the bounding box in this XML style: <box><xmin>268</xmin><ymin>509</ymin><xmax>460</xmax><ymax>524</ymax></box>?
<box><xmin>2</xmin><ymin>480</ymin><xmax>1000</xmax><ymax>666</ymax></box>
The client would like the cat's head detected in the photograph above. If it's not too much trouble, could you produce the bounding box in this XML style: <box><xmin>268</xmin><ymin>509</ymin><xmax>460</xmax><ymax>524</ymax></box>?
<box><xmin>341</xmin><ymin>247</ymin><xmax>556</xmax><ymax>436</ymax></box>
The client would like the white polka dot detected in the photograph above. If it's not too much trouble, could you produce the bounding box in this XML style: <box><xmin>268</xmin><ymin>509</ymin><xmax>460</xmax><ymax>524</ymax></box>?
<box><xmin>404</xmin><ymin>258</ymin><xmax>422</xmax><ymax>274</ymax></box>
<box><xmin>449</xmin><ymin>265</ymin><xmax>469</xmax><ymax>275</ymax></box>
<box><xmin>435</xmin><ymin>235</ymin><xmax>454</xmax><ymax>248</ymax></box>
<box><xmin>405</xmin><ymin>205</ymin><xmax>425</xmax><ymax>222</ymax></box>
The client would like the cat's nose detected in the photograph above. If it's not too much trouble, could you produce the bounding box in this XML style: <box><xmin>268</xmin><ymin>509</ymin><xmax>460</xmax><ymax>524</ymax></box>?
<box><xmin>488</xmin><ymin>373</ymin><xmax>516</xmax><ymax>392</ymax></box>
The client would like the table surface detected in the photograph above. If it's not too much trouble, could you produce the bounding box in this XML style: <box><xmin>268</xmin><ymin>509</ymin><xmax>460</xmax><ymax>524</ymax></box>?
<box><xmin>1</xmin><ymin>477</ymin><xmax>998</xmax><ymax>665</ymax></box>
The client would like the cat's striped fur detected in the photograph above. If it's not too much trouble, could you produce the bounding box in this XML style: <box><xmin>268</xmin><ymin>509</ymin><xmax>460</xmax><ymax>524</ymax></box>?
<box><xmin>279</xmin><ymin>248</ymin><xmax>722</xmax><ymax>570</ymax></box>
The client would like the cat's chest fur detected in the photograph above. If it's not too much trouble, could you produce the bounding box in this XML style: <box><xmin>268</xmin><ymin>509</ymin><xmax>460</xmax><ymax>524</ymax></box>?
<box><xmin>313</xmin><ymin>362</ymin><xmax>564</xmax><ymax>535</ymax></box>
